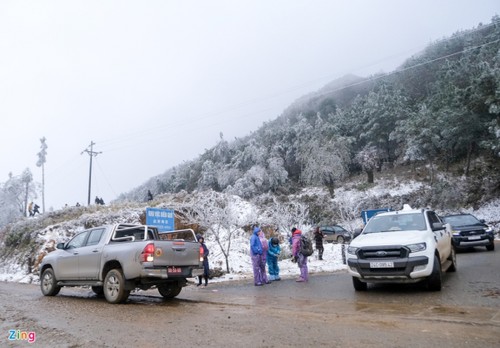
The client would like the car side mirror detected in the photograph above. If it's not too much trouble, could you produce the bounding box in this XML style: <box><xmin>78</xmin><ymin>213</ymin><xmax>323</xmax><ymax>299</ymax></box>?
<box><xmin>432</xmin><ymin>222</ymin><xmax>444</xmax><ymax>231</ymax></box>
<box><xmin>56</xmin><ymin>242</ymin><xmax>65</xmax><ymax>249</ymax></box>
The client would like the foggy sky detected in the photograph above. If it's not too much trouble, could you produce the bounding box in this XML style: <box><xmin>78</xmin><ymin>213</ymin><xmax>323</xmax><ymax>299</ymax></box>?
<box><xmin>1</xmin><ymin>0</ymin><xmax>499</xmax><ymax>210</ymax></box>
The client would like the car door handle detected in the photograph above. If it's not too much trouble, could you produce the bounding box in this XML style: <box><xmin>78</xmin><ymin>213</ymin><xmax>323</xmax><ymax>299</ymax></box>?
<box><xmin>92</xmin><ymin>250</ymin><xmax>99</xmax><ymax>253</ymax></box>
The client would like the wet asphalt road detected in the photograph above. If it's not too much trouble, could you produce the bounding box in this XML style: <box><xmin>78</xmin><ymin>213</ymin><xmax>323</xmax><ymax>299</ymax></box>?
<box><xmin>1</xmin><ymin>242</ymin><xmax>499</xmax><ymax>347</ymax></box>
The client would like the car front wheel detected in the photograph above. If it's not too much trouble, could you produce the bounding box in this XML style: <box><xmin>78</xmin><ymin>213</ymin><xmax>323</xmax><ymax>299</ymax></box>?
<box><xmin>427</xmin><ymin>256</ymin><xmax>442</xmax><ymax>291</ymax></box>
<box><xmin>352</xmin><ymin>277</ymin><xmax>367</xmax><ymax>291</ymax></box>
<box><xmin>40</xmin><ymin>268</ymin><xmax>61</xmax><ymax>296</ymax></box>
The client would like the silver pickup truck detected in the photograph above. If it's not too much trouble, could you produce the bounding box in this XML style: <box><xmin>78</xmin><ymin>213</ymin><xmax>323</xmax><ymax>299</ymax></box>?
<box><xmin>39</xmin><ymin>223</ymin><xmax>203</xmax><ymax>303</ymax></box>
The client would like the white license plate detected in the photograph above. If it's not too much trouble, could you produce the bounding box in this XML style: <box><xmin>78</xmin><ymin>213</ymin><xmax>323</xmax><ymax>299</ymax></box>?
<box><xmin>468</xmin><ymin>235</ymin><xmax>481</xmax><ymax>240</ymax></box>
<box><xmin>370</xmin><ymin>261</ymin><xmax>394</xmax><ymax>268</ymax></box>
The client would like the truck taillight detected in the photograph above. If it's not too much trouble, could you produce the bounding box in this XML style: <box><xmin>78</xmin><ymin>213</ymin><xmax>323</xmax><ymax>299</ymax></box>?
<box><xmin>141</xmin><ymin>243</ymin><xmax>155</xmax><ymax>262</ymax></box>
<box><xmin>199</xmin><ymin>245</ymin><xmax>204</xmax><ymax>262</ymax></box>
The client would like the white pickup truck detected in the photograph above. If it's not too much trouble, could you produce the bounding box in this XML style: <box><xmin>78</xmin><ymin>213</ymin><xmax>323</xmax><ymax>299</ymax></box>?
<box><xmin>347</xmin><ymin>205</ymin><xmax>457</xmax><ymax>291</ymax></box>
<box><xmin>39</xmin><ymin>224</ymin><xmax>204</xmax><ymax>303</ymax></box>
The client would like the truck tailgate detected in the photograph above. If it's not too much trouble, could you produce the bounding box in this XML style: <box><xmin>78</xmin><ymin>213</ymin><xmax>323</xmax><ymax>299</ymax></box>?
<box><xmin>152</xmin><ymin>240</ymin><xmax>200</xmax><ymax>267</ymax></box>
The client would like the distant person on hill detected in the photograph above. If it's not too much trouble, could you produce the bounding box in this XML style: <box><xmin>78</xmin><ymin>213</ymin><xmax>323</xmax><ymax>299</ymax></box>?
<box><xmin>147</xmin><ymin>190</ymin><xmax>153</xmax><ymax>201</ymax></box>
<box><xmin>28</xmin><ymin>201</ymin><xmax>34</xmax><ymax>217</ymax></box>
<box><xmin>33</xmin><ymin>203</ymin><xmax>40</xmax><ymax>216</ymax></box>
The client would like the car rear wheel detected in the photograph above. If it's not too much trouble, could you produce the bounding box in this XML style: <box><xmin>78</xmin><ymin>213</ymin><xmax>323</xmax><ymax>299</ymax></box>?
<box><xmin>337</xmin><ymin>236</ymin><xmax>345</xmax><ymax>244</ymax></box>
<box><xmin>158</xmin><ymin>283</ymin><xmax>182</xmax><ymax>298</ymax></box>
<box><xmin>40</xmin><ymin>268</ymin><xmax>61</xmax><ymax>296</ymax></box>
<box><xmin>103</xmin><ymin>269</ymin><xmax>130</xmax><ymax>304</ymax></box>
<box><xmin>352</xmin><ymin>277</ymin><xmax>367</xmax><ymax>291</ymax></box>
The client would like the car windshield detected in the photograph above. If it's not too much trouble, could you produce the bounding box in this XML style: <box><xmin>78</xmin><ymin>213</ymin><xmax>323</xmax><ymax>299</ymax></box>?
<box><xmin>363</xmin><ymin>213</ymin><xmax>426</xmax><ymax>233</ymax></box>
<box><xmin>442</xmin><ymin>214</ymin><xmax>480</xmax><ymax>227</ymax></box>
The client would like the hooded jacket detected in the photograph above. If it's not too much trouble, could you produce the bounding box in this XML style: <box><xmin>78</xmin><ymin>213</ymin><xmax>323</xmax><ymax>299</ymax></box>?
<box><xmin>250</xmin><ymin>227</ymin><xmax>263</xmax><ymax>256</ymax></box>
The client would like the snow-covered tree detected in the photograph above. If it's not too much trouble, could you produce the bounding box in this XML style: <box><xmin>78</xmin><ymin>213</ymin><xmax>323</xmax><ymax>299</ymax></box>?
<box><xmin>179</xmin><ymin>190</ymin><xmax>256</xmax><ymax>273</ymax></box>
<box><xmin>354</xmin><ymin>146</ymin><xmax>380</xmax><ymax>184</ymax></box>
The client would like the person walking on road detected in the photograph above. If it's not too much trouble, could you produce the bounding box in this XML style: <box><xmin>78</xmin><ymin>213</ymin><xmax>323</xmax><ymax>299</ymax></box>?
<box><xmin>291</xmin><ymin>227</ymin><xmax>309</xmax><ymax>282</ymax></box>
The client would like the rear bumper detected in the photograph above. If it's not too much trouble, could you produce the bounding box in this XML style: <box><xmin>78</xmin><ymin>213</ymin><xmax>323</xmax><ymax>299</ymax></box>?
<box><xmin>140</xmin><ymin>266</ymin><xmax>203</xmax><ymax>279</ymax></box>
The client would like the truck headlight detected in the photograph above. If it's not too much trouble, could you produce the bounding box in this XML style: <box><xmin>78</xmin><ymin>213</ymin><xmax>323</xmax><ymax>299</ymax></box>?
<box><xmin>451</xmin><ymin>230</ymin><xmax>461</xmax><ymax>237</ymax></box>
<box><xmin>407</xmin><ymin>242</ymin><xmax>426</xmax><ymax>253</ymax></box>
<box><xmin>347</xmin><ymin>246</ymin><xmax>359</xmax><ymax>255</ymax></box>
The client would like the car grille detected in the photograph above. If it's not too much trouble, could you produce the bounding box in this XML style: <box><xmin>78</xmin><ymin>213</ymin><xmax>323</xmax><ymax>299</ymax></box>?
<box><xmin>357</xmin><ymin>246</ymin><xmax>409</xmax><ymax>260</ymax></box>
<box><xmin>459</xmin><ymin>229</ymin><xmax>485</xmax><ymax>236</ymax></box>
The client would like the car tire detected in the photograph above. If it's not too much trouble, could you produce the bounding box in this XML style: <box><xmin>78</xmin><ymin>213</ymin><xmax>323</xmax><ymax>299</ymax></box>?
<box><xmin>103</xmin><ymin>269</ymin><xmax>130</xmax><ymax>304</ymax></box>
<box><xmin>446</xmin><ymin>246</ymin><xmax>457</xmax><ymax>272</ymax></box>
<box><xmin>486</xmin><ymin>242</ymin><xmax>495</xmax><ymax>251</ymax></box>
<box><xmin>427</xmin><ymin>255</ymin><xmax>442</xmax><ymax>291</ymax></box>
<box><xmin>40</xmin><ymin>268</ymin><xmax>61</xmax><ymax>296</ymax></box>
<box><xmin>337</xmin><ymin>236</ymin><xmax>345</xmax><ymax>244</ymax></box>
<box><xmin>352</xmin><ymin>277</ymin><xmax>367</xmax><ymax>291</ymax></box>
<box><xmin>158</xmin><ymin>283</ymin><xmax>182</xmax><ymax>299</ymax></box>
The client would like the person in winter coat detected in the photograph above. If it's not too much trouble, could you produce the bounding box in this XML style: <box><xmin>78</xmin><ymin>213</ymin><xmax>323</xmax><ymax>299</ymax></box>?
<box><xmin>258</xmin><ymin>230</ymin><xmax>270</xmax><ymax>284</ymax></box>
<box><xmin>291</xmin><ymin>227</ymin><xmax>308</xmax><ymax>282</ymax></box>
<box><xmin>250</xmin><ymin>226</ymin><xmax>265</xmax><ymax>286</ymax></box>
<box><xmin>314</xmin><ymin>227</ymin><xmax>325</xmax><ymax>260</ymax></box>
<box><xmin>28</xmin><ymin>202</ymin><xmax>34</xmax><ymax>217</ymax></box>
<box><xmin>33</xmin><ymin>203</ymin><xmax>40</xmax><ymax>215</ymax></box>
<box><xmin>197</xmin><ymin>234</ymin><xmax>210</xmax><ymax>286</ymax></box>
<box><xmin>267</xmin><ymin>237</ymin><xmax>281</xmax><ymax>281</ymax></box>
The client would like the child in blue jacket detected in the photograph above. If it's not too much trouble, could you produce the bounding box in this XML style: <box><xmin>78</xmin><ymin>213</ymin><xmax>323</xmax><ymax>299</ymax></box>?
<box><xmin>267</xmin><ymin>237</ymin><xmax>281</xmax><ymax>281</ymax></box>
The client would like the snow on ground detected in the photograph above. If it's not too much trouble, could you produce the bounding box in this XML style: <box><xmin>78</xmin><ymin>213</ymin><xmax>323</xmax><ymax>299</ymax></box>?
<box><xmin>1</xmin><ymin>180</ymin><xmax>498</xmax><ymax>285</ymax></box>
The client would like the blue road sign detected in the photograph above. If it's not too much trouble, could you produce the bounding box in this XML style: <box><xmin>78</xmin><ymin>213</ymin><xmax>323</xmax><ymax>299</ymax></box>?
<box><xmin>146</xmin><ymin>207</ymin><xmax>175</xmax><ymax>232</ymax></box>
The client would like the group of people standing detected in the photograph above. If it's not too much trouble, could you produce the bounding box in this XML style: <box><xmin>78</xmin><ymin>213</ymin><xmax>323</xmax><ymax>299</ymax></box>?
<box><xmin>251</xmin><ymin>226</ymin><xmax>310</xmax><ymax>285</ymax></box>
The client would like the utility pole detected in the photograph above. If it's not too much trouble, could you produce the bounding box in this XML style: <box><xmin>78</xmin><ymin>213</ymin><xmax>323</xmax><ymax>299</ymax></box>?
<box><xmin>81</xmin><ymin>141</ymin><xmax>102</xmax><ymax>206</ymax></box>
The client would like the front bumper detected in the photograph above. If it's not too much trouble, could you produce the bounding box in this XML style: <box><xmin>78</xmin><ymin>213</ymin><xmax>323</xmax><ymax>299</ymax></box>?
<box><xmin>452</xmin><ymin>234</ymin><xmax>494</xmax><ymax>248</ymax></box>
<box><xmin>347</xmin><ymin>256</ymin><xmax>430</xmax><ymax>281</ymax></box>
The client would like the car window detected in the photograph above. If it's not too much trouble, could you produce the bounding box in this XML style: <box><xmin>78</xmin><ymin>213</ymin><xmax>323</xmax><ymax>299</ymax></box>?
<box><xmin>86</xmin><ymin>228</ymin><xmax>104</xmax><ymax>246</ymax></box>
<box><xmin>364</xmin><ymin>214</ymin><xmax>426</xmax><ymax>233</ymax></box>
<box><xmin>443</xmin><ymin>215</ymin><xmax>480</xmax><ymax>226</ymax></box>
<box><xmin>66</xmin><ymin>231</ymin><xmax>89</xmax><ymax>249</ymax></box>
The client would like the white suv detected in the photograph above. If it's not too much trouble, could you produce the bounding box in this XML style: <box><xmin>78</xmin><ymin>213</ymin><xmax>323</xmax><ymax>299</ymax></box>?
<box><xmin>347</xmin><ymin>205</ymin><xmax>457</xmax><ymax>291</ymax></box>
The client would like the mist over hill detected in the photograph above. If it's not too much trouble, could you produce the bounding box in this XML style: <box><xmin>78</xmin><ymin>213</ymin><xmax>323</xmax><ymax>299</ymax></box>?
<box><xmin>118</xmin><ymin>16</ymin><xmax>500</xmax><ymax>213</ymax></box>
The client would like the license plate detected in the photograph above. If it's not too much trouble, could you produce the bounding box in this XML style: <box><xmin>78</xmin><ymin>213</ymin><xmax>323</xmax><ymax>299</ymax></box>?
<box><xmin>468</xmin><ymin>235</ymin><xmax>481</xmax><ymax>240</ymax></box>
<box><xmin>370</xmin><ymin>261</ymin><xmax>394</xmax><ymax>268</ymax></box>
<box><xmin>167</xmin><ymin>266</ymin><xmax>182</xmax><ymax>273</ymax></box>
